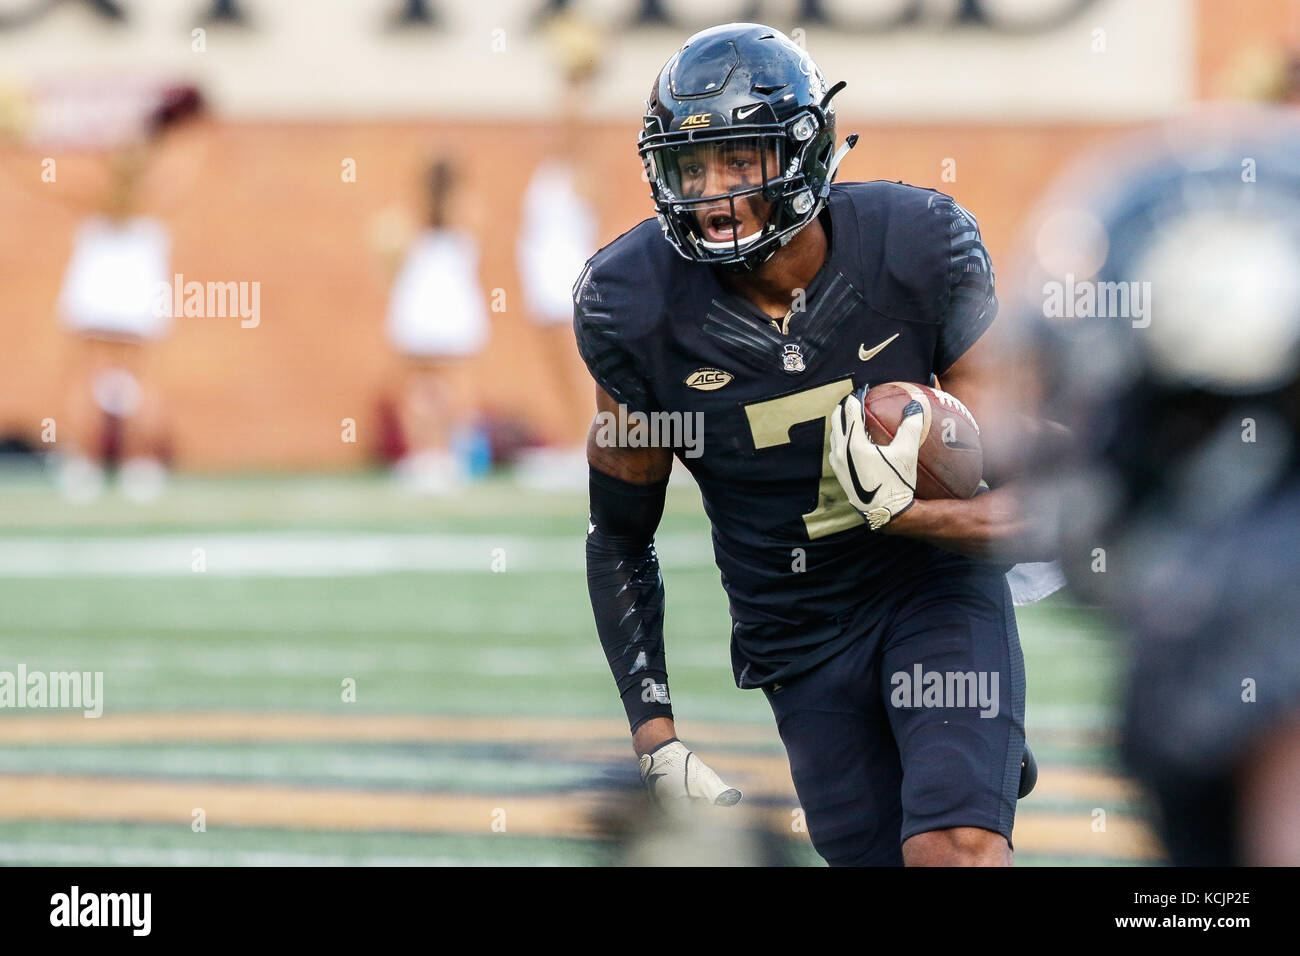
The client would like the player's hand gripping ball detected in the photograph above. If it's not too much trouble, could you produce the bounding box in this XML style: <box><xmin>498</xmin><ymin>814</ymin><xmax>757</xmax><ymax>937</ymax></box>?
<box><xmin>831</xmin><ymin>389</ymin><xmax>924</xmax><ymax>530</ymax></box>
<box><xmin>830</xmin><ymin>382</ymin><xmax>984</xmax><ymax>530</ymax></box>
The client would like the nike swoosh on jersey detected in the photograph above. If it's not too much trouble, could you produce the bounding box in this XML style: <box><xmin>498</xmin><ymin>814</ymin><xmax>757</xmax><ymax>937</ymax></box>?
<box><xmin>858</xmin><ymin>332</ymin><xmax>900</xmax><ymax>362</ymax></box>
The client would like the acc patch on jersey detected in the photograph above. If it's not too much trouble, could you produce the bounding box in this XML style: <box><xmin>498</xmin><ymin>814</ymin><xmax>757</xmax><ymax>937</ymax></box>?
<box><xmin>685</xmin><ymin>367</ymin><xmax>733</xmax><ymax>390</ymax></box>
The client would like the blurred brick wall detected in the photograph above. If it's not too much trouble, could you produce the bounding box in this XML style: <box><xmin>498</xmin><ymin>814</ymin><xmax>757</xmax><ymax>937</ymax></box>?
<box><xmin>0</xmin><ymin>120</ymin><xmax>1141</xmax><ymax>470</ymax></box>
<box><xmin>1</xmin><ymin>0</ymin><xmax>1293</xmax><ymax>471</ymax></box>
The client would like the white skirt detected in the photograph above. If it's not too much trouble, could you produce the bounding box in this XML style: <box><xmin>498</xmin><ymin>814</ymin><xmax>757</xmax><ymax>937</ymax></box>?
<box><xmin>386</xmin><ymin>229</ymin><xmax>489</xmax><ymax>358</ymax></box>
<box><xmin>58</xmin><ymin>215</ymin><xmax>171</xmax><ymax>340</ymax></box>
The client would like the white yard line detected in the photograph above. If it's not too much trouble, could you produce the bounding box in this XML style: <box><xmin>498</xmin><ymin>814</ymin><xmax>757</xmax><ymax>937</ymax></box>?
<box><xmin>0</xmin><ymin>841</ymin><xmax>571</xmax><ymax>866</ymax></box>
<box><xmin>0</xmin><ymin>532</ymin><xmax>716</xmax><ymax>577</ymax></box>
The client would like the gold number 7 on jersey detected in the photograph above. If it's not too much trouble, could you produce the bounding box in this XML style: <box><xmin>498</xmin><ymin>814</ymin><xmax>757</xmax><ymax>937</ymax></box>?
<box><xmin>743</xmin><ymin>378</ymin><xmax>865</xmax><ymax>540</ymax></box>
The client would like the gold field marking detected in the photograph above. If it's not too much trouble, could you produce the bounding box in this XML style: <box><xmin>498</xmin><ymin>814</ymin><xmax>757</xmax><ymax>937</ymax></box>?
<box><xmin>0</xmin><ymin>774</ymin><xmax>1158</xmax><ymax>859</ymax></box>
<box><xmin>0</xmin><ymin>713</ymin><xmax>776</xmax><ymax>747</ymax></box>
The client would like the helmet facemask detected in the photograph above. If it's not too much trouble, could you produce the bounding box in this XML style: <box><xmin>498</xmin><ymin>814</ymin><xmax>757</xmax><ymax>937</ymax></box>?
<box><xmin>639</xmin><ymin>112</ymin><xmax>838</xmax><ymax>272</ymax></box>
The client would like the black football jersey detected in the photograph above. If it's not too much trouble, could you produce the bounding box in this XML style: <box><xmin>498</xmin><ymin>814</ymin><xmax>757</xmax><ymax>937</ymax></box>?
<box><xmin>575</xmin><ymin>181</ymin><xmax>998</xmax><ymax>688</ymax></box>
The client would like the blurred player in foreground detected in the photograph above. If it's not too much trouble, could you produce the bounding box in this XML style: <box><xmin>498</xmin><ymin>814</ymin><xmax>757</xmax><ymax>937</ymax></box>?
<box><xmin>591</xmin><ymin>778</ymin><xmax>797</xmax><ymax>866</ymax></box>
<box><xmin>1022</xmin><ymin>107</ymin><xmax>1300</xmax><ymax>865</ymax></box>
<box><xmin>576</xmin><ymin>24</ymin><xmax>1052</xmax><ymax>866</ymax></box>
<box><xmin>373</xmin><ymin>157</ymin><xmax>489</xmax><ymax>494</ymax></box>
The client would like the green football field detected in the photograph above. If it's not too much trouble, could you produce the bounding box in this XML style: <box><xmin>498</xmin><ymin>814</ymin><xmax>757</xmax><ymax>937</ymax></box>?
<box><xmin>0</xmin><ymin>469</ymin><xmax>1156</xmax><ymax>865</ymax></box>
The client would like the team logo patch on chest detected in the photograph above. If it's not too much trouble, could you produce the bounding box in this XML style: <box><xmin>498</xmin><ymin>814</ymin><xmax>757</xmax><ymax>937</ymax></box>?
<box><xmin>782</xmin><ymin>343</ymin><xmax>806</xmax><ymax>373</ymax></box>
<box><xmin>685</xmin><ymin>368</ymin><xmax>734</xmax><ymax>391</ymax></box>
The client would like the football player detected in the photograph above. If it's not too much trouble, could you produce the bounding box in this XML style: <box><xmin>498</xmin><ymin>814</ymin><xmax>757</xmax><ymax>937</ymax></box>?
<box><xmin>1022</xmin><ymin>109</ymin><xmax>1300</xmax><ymax>865</ymax></box>
<box><xmin>576</xmin><ymin>23</ymin><xmax>1048</xmax><ymax>866</ymax></box>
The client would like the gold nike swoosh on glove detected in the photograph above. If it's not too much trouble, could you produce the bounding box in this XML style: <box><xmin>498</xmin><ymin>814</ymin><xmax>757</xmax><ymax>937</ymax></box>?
<box><xmin>858</xmin><ymin>333</ymin><xmax>900</xmax><ymax>362</ymax></box>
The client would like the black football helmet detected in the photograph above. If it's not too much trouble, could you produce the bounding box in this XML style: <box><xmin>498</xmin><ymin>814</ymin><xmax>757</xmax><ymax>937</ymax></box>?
<box><xmin>1018</xmin><ymin>107</ymin><xmax>1300</xmax><ymax>594</ymax></box>
<box><xmin>638</xmin><ymin>23</ymin><xmax>855</xmax><ymax>272</ymax></box>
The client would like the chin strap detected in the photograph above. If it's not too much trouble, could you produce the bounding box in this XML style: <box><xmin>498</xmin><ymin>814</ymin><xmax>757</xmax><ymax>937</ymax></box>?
<box><xmin>827</xmin><ymin>133</ymin><xmax>859</xmax><ymax>184</ymax></box>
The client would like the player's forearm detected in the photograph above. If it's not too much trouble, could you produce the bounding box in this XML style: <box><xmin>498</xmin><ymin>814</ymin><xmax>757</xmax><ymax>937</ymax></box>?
<box><xmin>586</xmin><ymin>464</ymin><xmax>675</xmax><ymax>736</ymax></box>
<box><xmin>587</xmin><ymin>526</ymin><xmax>673</xmax><ymax>732</ymax></box>
<box><xmin>883</xmin><ymin>485</ymin><xmax>1043</xmax><ymax>560</ymax></box>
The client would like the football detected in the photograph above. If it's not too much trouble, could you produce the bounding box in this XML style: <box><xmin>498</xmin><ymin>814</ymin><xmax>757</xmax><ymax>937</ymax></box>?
<box><xmin>860</xmin><ymin>381</ymin><xmax>983</xmax><ymax>500</ymax></box>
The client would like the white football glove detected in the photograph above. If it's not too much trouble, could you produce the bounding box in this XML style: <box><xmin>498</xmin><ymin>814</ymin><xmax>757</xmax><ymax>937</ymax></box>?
<box><xmin>830</xmin><ymin>391</ymin><xmax>924</xmax><ymax>530</ymax></box>
<box><xmin>638</xmin><ymin>740</ymin><xmax>742</xmax><ymax>807</ymax></box>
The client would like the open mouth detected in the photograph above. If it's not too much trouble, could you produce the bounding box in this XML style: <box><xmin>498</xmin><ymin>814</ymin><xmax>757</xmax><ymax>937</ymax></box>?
<box><xmin>702</xmin><ymin>211</ymin><xmax>743</xmax><ymax>243</ymax></box>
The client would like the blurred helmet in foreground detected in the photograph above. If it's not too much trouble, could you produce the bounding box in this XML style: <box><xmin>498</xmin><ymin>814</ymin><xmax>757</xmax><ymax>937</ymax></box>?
<box><xmin>1019</xmin><ymin>111</ymin><xmax>1300</xmax><ymax>864</ymax></box>
<box><xmin>1017</xmin><ymin>107</ymin><xmax>1300</xmax><ymax>593</ymax></box>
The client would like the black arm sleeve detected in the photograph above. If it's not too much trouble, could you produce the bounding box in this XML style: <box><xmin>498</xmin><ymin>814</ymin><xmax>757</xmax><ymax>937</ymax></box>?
<box><xmin>933</xmin><ymin>198</ymin><xmax>998</xmax><ymax>375</ymax></box>
<box><xmin>586</xmin><ymin>466</ymin><xmax>672</xmax><ymax>734</ymax></box>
